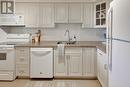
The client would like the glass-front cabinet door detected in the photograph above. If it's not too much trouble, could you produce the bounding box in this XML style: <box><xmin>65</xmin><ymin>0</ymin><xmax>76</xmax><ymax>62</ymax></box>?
<box><xmin>0</xmin><ymin>0</ymin><xmax>14</xmax><ymax>14</ymax></box>
<box><xmin>95</xmin><ymin>1</ymin><xmax>106</xmax><ymax>28</ymax></box>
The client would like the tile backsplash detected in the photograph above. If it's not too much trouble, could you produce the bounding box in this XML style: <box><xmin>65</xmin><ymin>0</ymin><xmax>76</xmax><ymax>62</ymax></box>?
<box><xmin>2</xmin><ymin>24</ymin><xmax>106</xmax><ymax>41</ymax></box>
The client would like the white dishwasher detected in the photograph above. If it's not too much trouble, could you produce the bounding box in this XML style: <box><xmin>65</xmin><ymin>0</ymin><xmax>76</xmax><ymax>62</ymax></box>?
<box><xmin>30</xmin><ymin>48</ymin><xmax>53</xmax><ymax>78</ymax></box>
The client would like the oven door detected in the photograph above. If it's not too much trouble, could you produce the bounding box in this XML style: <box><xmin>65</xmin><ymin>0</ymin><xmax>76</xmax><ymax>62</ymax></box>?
<box><xmin>0</xmin><ymin>48</ymin><xmax>15</xmax><ymax>71</ymax></box>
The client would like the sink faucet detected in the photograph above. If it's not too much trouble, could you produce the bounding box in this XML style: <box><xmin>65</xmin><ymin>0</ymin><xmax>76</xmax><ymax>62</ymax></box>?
<box><xmin>64</xmin><ymin>29</ymin><xmax>71</xmax><ymax>43</ymax></box>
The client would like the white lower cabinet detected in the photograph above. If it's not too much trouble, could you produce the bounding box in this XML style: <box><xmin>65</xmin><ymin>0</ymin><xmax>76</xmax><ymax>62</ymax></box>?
<box><xmin>82</xmin><ymin>48</ymin><xmax>97</xmax><ymax>77</ymax></box>
<box><xmin>65</xmin><ymin>48</ymin><xmax>82</xmax><ymax>77</ymax></box>
<box><xmin>67</xmin><ymin>54</ymin><xmax>82</xmax><ymax>76</ymax></box>
<box><xmin>54</xmin><ymin>47</ymin><xmax>82</xmax><ymax>77</ymax></box>
<box><xmin>97</xmin><ymin>49</ymin><xmax>108</xmax><ymax>87</ymax></box>
<box><xmin>54</xmin><ymin>47</ymin><xmax>96</xmax><ymax>78</ymax></box>
<box><xmin>54</xmin><ymin>48</ymin><xmax>67</xmax><ymax>76</ymax></box>
<box><xmin>15</xmin><ymin>47</ymin><xmax>30</xmax><ymax>78</ymax></box>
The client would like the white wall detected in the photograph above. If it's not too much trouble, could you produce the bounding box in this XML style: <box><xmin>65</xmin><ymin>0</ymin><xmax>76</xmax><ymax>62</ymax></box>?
<box><xmin>3</xmin><ymin>24</ymin><xmax>106</xmax><ymax>41</ymax></box>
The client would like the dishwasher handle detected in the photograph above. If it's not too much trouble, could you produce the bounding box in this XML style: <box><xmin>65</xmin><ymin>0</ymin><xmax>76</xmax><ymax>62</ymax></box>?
<box><xmin>31</xmin><ymin>51</ymin><xmax>52</xmax><ymax>57</ymax></box>
<box><xmin>31</xmin><ymin>48</ymin><xmax>53</xmax><ymax>57</ymax></box>
<box><xmin>31</xmin><ymin>48</ymin><xmax>53</xmax><ymax>52</ymax></box>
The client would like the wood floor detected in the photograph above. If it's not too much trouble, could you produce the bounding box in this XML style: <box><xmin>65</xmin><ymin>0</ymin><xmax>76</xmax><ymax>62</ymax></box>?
<box><xmin>0</xmin><ymin>79</ymin><xmax>101</xmax><ymax>87</ymax></box>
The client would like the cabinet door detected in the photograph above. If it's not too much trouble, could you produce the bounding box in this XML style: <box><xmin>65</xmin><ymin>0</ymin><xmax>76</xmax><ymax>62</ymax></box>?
<box><xmin>15</xmin><ymin>3</ymin><xmax>25</xmax><ymax>14</ymax></box>
<box><xmin>15</xmin><ymin>3</ymin><xmax>39</xmax><ymax>27</ymax></box>
<box><xmin>68</xmin><ymin>53</ymin><xmax>82</xmax><ymax>76</ymax></box>
<box><xmin>15</xmin><ymin>47</ymin><xmax>30</xmax><ymax>77</ymax></box>
<box><xmin>103</xmin><ymin>55</ymin><xmax>108</xmax><ymax>87</ymax></box>
<box><xmin>54</xmin><ymin>48</ymin><xmax>67</xmax><ymax>76</ymax></box>
<box><xmin>54</xmin><ymin>3</ymin><xmax>68</xmax><ymax>23</ymax></box>
<box><xmin>24</xmin><ymin>3</ymin><xmax>39</xmax><ymax>27</ymax></box>
<box><xmin>68</xmin><ymin>4</ymin><xmax>83</xmax><ymax>23</ymax></box>
<box><xmin>82</xmin><ymin>48</ymin><xmax>97</xmax><ymax>77</ymax></box>
<box><xmin>97</xmin><ymin>50</ymin><xmax>103</xmax><ymax>83</ymax></box>
<box><xmin>94</xmin><ymin>2</ymin><xmax>106</xmax><ymax>28</ymax></box>
<box><xmin>65</xmin><ymin>47</ymin><xmax>82</xmax><ymax>76</ymax></box>
<box><xmin>39</xmin><ymin>4</ymin><xmax>55</xmax><ymax>28</ymax></box>
<box><xmin>15</xmin><ymin>47</ymin><xmax>30</xmax><ymax>65</ymax></box>
<box><xmin>16</xmin><ymin>65</ymin><xmax>29</xmax><ymax>77</ymax></box>
<box><xmin>97</xmin><ymin>49</ymin><xmax>108</xmax><ymax>87</ymax></box>
<box><xmin>82</xmin><ymin>4</ymin><xmax>94</xmax><ymax>28</ymax></box>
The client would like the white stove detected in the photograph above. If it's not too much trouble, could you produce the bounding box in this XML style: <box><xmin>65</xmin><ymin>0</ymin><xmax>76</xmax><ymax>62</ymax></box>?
<box><xmin>0</xmin><ymin>34</ymin><xmax>30</xmax><ymax>81</ymax></box>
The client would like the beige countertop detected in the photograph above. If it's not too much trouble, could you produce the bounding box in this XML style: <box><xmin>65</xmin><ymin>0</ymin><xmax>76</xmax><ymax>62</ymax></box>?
<box><xmin>15</xmin><ymin>41</ymin><xmax>106</xmax><ymax>53</ymax></box>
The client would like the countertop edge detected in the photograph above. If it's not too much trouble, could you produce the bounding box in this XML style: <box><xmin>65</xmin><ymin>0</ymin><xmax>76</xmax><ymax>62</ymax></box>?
<box><xmin>14</xmin><ymin>41</ymin><xmax>106</xmax><ymax>53</ymax></box>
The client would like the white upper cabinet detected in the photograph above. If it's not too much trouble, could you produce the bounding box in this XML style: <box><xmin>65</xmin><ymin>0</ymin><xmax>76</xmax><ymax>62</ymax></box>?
<box><xmin>82</xmin><ymin>3</ymin><xmax>94</xmax><ymax>28</ymax></box>
<box><xmin>54</xmin><ymin>4</ymin><xmax>68</xmax><ymax>23</ymax></box>
<box><xmin>16</xmin><ymin>3</ymin><xmax>39</xmax><ymax>27</ymax></box>
<box><xmin>15</xmin><ymin>3</ymin><xmax>25</xmax><ymax>15</ymax></box>
<box><xmin>24</xmin><ymin>3</ymin><xmax>39</xmax><ymax>27</ymax></box>
<box><xmin>15</xmin><ymin>2</ymin><xmax>94</xmax><ymax>28</ymax></box>
<box><xmin>54</xmin><ymin>3</ymin><xmax>83</xmax><ymax>23</ymax></box>
<box><xmin>94</xmin><ymin>1</ymin><xmax>106</xmax><ymax>28</ymax></box>
<box><xmin>0</xmin><ymin>0</ymin><xmax>15</xmax><ymax>14</ymax></box>
<box><xmin>19</xmin><ymin>3</ymin><xmax>39</xmax><ymax>27</ymax></box>
<box><xmin>39</xmin><ymin>4</ymin><xmax>55</xmax><ymax>28</ymax></box>
<box><xmin>68</xmin><ymin>3</ymin><xmax>83</xmax><ymax>23</ymax></box>
<box><xmin>16</xmin><ymin>3</ymin><xmax>54</xmax><ymax>28</ymax></box>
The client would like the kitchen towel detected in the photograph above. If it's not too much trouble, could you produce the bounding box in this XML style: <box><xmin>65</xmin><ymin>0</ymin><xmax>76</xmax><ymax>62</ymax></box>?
<box><xmin>57</xmin><ymin>44</ymin><xmax>65</xmax><ymax>64</ymax></box>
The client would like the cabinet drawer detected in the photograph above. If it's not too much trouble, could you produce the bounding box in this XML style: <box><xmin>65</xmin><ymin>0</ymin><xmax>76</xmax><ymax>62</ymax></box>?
<box><xmin>16</xmin><ymin>57</ymin><xmax>29</xmax><ymax>64</ymax></box>
<box><xmin>16</xmin><ymin>65</ymin><xmax>29</xmax><ymax>76</ymax></box>
<box><xmin>65</xmin><ymin>48</ymin><xmax>82</xmax><ymax>54</ymax></box>
<box><xmin>16</xmin><ymin>47</ymin><xmax>29</xmax><ymax>51</ymax></box>
<box><xmin>16</xmin><ymin>47</ymin><xmax>29</xmax><ymax>54</ymax></box>
<box><xmin>15</xmin><ymin>47</ymin><xmax>29</xmax><ymax>64</ymax></box>
<box><xmin>16</xmin><ymin>50</ymin><xmax>29</xmax><ymax>56</ymax></box>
